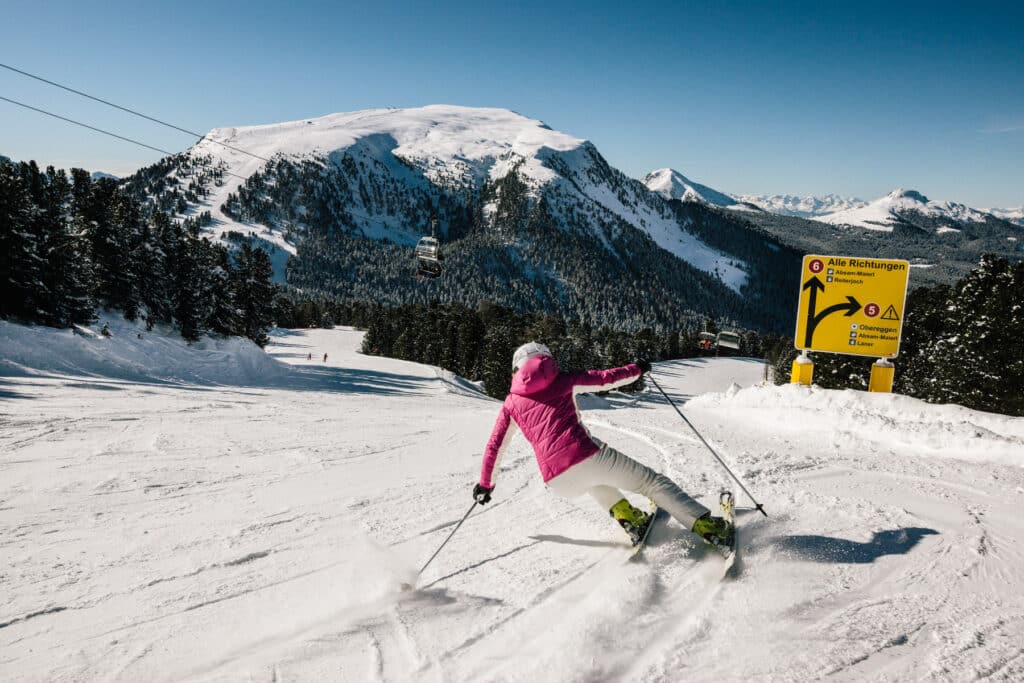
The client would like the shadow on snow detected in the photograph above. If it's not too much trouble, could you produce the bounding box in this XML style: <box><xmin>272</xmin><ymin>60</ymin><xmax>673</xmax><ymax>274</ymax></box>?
<box><xmin>771</xmin><ymin>527</ymin><xmax>939</xmax><ymax>564</ymax></box>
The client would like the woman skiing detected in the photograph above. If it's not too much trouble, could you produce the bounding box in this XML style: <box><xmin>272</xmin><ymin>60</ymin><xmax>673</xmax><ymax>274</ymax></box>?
<box><xmin>474</xmin><ymin>342</ymin><xmax>733</xmax><ymax>546</ymax></box>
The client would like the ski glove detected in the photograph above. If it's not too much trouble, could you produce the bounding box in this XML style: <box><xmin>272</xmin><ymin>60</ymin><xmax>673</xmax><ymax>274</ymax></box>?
<box><xmin>634</xmin><ymin>358</ymin><xmax>652</xmax><ymax>374</ymax></box>
<box><xmin>473</xmin><ymin>483</ymin><xmax>493</xmax><ymax>505</ymax></box>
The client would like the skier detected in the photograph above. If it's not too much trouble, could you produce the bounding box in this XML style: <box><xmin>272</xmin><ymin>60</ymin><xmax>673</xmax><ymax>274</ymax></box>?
<box><xmin>323</xmin><ymin>353</ymin><xmax>328</xmax><ymax>363</ymax></box>
<box><xmin>473</xmin><ymin>342</ymin><xmax>733</xmax><ymax>546</ymax></box>
<box><xmin>307</xmin><ymin>353</ymin><xmax>312</xmax><ymax>361</ymax></box>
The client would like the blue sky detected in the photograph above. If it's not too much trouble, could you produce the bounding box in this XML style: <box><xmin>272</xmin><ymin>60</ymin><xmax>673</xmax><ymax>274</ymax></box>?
<box><xmin>2</xmin><ymin>0</ymin><xmax>1021</xmax><ymax>207</ymax></box>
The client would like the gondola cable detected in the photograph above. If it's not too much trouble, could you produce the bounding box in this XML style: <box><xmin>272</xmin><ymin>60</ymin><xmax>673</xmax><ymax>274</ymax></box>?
<box><xmin>0</xmin><ymin>62</ymin><xmax>271</xmax><ymax>163</ymax></box>
<box><xmin>0</xmin><ymin>94</ymin><xmax>248</xmax><ymax>181</ymax></box>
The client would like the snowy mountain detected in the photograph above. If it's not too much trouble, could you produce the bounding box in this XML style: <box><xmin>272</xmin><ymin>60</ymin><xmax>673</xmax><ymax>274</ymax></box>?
<box><xmin>126</xmin><ymin>106</ymin><xmax>800</xmax><ymax>333</ymax></box>
<box><xmin>640</xmin><ymin>167</ymin><xmax>751</xmax><ymax>210</ymax></box>
<box><xmin>3</xmin><ymin>322</ymin><xmax>1023</xmax><ymax>680</ymax></box>
<box><xmin>196</xmin><ymin>107</ymin><xmax>743</xmax><ymax>287</ymax></box>
<box><xmin>737</xmin><ymin>192</ymin><xmax>867</xmax><ymax>218</ymax></box>
<box><xmin>815</xmin><ymin>188</ymin><xmax>994</xmax><ymax>232</ymax></box>
<box><xmin>90</xmin><ymin>170</ymin><xmax>119</xmax><ymax>181</ymax></box>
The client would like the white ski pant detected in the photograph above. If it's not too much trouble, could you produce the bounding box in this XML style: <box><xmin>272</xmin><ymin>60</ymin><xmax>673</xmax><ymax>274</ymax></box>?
<box><xmin>546</xmin><ymin>444</ymin><xmax>710</xmax><ymax>530</ymax></box>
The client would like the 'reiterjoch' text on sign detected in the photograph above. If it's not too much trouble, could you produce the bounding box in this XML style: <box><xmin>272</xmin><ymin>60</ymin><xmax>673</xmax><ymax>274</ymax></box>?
<box><xmin>794</xmin><ymin>255</ymin><xmax>911</xmax><ymax>357</ymax></box>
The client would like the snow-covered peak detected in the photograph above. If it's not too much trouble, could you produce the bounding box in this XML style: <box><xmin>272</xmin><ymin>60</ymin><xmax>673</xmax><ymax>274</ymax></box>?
<box><xmin>198</xmin><ymin>105</ymin><xmax>585</xmax><ymax>188</ymax></box>
<box><xmin>816</xmin><ymin>188</ymin><xmax>993</xmax><ymax>231</ymax></box>
<box><xmin>640</xmin><ymin>168</ymin><xmax>748</xmax><ymax>210</ymax></box>
<box><xmin>886</xmin><ymin>188</ymin><xmax>929</xmax><ymax>203</ymax></box>
<box><xmin>736</xmin><ymin>193</ymin><xmax>867</xmax><ymax>218</ymax></box>
<box><xmin>91</xmin><ymin>171</ymin><xmax>119</xmax><ymax>181</ymax></box>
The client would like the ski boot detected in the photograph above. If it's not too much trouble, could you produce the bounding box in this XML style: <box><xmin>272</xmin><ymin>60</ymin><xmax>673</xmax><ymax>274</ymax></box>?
<box><xmin>691</xmin><ymin>512</ymin><xmax>734</xmax><ymax>548</ymax></box>
<box><xmin>610</xmin><ymin>498</ymin><xmax>652</xmax><ymax>546</ymax></box>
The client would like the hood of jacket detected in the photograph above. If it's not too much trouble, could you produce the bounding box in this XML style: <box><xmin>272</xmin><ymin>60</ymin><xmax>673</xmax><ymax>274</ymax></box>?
<box><xmin>510</xmin><ymin>355</ymin><xmax>559</xmax><ymax>396</ymax></box>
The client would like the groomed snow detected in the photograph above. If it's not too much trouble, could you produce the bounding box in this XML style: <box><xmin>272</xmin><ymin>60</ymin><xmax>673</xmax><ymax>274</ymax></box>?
<box><xmin>2</xmin><ymin>324</ymin><xmax>1023</xmax><ymax>681</ymax></box>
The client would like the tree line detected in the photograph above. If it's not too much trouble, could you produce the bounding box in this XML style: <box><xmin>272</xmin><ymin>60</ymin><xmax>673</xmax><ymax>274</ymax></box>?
<box><xmin>357</xmin><ymin>300</ymin><xmax>785</xmax><ymax>399</ymax></box>
<box><xmin>0</xmin><ymin>159</ymin><xmax>276</xmax><ymax>346</ymax></box>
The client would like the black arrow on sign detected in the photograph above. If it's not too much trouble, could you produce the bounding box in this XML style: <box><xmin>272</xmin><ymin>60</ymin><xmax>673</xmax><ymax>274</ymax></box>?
<box><xmin>802</xmin><ymin>276</ymin><xmax>862</xmax><ymax>347</ymax></box>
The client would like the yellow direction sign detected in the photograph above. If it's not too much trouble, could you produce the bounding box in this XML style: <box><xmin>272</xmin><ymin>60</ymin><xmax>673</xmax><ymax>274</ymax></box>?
<box><xmin>795</xmin><ymin>255</ymin><xmax>910</xmax><ymax>357</ymax></box>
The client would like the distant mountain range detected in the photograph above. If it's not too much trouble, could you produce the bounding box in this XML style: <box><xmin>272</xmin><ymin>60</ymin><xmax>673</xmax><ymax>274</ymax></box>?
<box><xmin>640</xmin><ymin>168</ymin><xmax>1023</xmax><ymax>288</ymax></box>
<box><xmin>737</xmin><ymin>193</ymin><xmax>868</xmax><ymax>218</ymax></box>
<box><xmin>640</xmin><ymin>168</ymin><xmax>1021</xmax><ymax>230</ymax></box>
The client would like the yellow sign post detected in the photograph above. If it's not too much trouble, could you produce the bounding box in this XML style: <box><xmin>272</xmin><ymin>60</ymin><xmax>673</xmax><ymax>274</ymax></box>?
<box><xmin>795</xmin><ymin>255</ymin><xmax>910</xmax><ymax>357</ymax></box>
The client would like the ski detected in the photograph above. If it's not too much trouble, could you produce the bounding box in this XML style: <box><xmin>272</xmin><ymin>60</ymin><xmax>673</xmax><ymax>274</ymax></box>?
<box><xmin>715</xmin><ymin>490</ymin><xmax>738</xmax><ymax>565</ymax></box>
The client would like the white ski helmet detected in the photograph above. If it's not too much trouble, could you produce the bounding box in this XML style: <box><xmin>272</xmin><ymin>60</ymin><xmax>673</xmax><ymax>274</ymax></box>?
<box><xmin>512</xmin><ymin>342</ymin><xmax>552</xmax><ymax>371</ymax></box>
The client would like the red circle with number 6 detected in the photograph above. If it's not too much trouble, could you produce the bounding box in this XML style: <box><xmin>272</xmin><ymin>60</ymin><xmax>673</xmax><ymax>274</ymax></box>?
<box><xmin>809</xmin><ymin>259</ymin><xmax>824</xmax><ymax>273</ymax></box>
<box><xmin>864</xmin><ymin>303</ymin><xmax>880</xmax><ymax>317</ymax></box>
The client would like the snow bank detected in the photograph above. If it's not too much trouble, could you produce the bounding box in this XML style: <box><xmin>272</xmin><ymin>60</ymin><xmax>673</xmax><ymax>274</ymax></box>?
<box><xmin>0</xmin><ymin>316</ymin><xmax>293</xmax><ymax>387</ymax></box>
<box><xmin>688</xmin><ymin>383</ymin><xmax>1024</xmax><ymax>467</ymax></box>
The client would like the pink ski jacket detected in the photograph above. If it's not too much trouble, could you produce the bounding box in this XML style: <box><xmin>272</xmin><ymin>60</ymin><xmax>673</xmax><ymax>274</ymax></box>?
<box><xmin>479</xmin><ymin>356</ymin><xmax>642</xmax><ymax>487</ymax></box>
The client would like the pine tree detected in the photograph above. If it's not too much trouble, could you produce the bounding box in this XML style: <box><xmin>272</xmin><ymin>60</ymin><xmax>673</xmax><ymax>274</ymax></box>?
<box><xmin>0</xmin><ymin>161</ymin><xmax>43</xmax><ymax>320</ymax></box>
<box><xmin>233</xmin><ymin>243</ymin><xmax>275</xmax><ymax>346</ymax></box>
<box><xmin>482</xmin><ymin>321</ymin><xmax>517</xmax><ymax>398</ymax></box>
<box><xmin>137</xmin><ymin>212</ymin><xmax>174</xmax><ymax>329</ymax></box>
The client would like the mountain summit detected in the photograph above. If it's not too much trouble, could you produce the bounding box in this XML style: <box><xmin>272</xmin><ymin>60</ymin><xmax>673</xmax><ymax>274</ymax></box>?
<box><xmin>640</xmin><ymin>168</ymin><xmax>744</xmax><ymax>209</ymax></box>
<box><xmin>816</xmin><ymin>187</ymin><xmax>993</xmax><ymax>231</ymax></box>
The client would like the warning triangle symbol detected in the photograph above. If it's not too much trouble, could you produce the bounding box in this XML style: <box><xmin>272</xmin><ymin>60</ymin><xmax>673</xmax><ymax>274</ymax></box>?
<box><xmin>881</xmin><ymin>305</ymin><xmax>900</xmax><ymax>321</ymax></box>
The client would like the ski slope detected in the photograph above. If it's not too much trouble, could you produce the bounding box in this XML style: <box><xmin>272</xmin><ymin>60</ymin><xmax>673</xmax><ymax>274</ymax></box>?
<box><xmin>2</xmin><ymin>323</ymin><xmax>1024</xmax><ymax>681</ymax></box>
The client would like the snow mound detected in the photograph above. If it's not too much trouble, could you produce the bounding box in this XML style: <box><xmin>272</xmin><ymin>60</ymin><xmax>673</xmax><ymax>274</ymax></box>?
<box><xmin>0</xmin><ymin>317</ymin><xmax>293</xmax><ymax>387</ymax></box>
<box><xmin>434</xmin><ymin>367</ymin><xmax>490</xmax><ymax>400</ymax></box>
<box><xmin>688</xmin><ymin>383</ymin><xmax>1024</xmax><ymax>467</ymax></box>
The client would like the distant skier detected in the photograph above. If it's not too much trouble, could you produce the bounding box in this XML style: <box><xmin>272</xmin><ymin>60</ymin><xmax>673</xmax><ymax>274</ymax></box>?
<box><xmin>474</xmin><ymin>343</ymin><xmax>733</xmax><ymax>545</ymax></box>
<box><xmin>100</xmin><ymin>322</ymin><xmax>111</xmax><ymax>337</ymax></box>
<box><xmin>307</xmin><ymin>353</ymin><xmax>312</xmax><ymax>361</ymax></box>
<box><xmin>323</xmin><ymin>353</ymin><xmax>328</xmax><ymax>362</ymax></box>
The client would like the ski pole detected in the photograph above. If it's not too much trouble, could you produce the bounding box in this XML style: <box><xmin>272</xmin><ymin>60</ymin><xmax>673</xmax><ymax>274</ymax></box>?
<box><xmin>416</xmin><ymin>500</ymin><xmax>479</xmax><ymax>577</ymax></box>
<box><xmin>647</xmin><ymin>374</ymin><xmax>768</xmax><ymax>517</ymax></box>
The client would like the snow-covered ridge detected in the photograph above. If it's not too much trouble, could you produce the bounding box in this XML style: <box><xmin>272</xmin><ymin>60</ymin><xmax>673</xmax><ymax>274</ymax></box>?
<box><xmin>984</xmin><ymin>206</ymin><xmax>1024</xmax><ymax>227</ymax></box>
<box><xmin>184</xmin><ymin>106</ymin><xmax>747</xmax><ymax>291</ymax></box>
<box><xmin>737</xmin><ymin>192</ymin><xmax>867</xmax><ymax>218</ymax></box>
<box><xmin>815</xmin><ymin>188</ymin><xmax>995</xmax><ymax>231</ymax></box>
<box><xmin>200</xmin><ymin>106</ymin><xmax>584</xmax><ymax>189</ymax></box>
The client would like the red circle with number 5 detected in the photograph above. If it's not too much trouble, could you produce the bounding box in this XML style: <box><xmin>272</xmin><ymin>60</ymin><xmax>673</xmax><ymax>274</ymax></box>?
<box><xmin>864</xmin><ymin>303</ymin><xmax>880</xmax><ymax>317</ymax></box>
<box><xmin>809</xmin><ymin>259</ymin><xmax>824</xmax><ymax>273</ymax></box>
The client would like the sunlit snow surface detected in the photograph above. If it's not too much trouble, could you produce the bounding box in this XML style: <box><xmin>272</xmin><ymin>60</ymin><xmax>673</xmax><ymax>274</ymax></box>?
<box><xmin>2</xmin><ymin>322</ymin><xmax>1023</xmax><ymax>681</ymax></box>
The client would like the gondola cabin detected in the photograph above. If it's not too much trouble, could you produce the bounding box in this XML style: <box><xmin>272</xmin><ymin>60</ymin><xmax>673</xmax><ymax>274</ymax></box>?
<box><xmin>415</xmin><ymin>236</ymin><xmax>443</xmax><ymax>279</ymax></box>
<box><xmin>697</xmin><ymin>331</ymin><xmax>717</xmax><ymax>351</ymax></box>
<box><xmin>716</xmin><ymin>330</ymin><xmax>741</xmax><ymax>351</ymax></box>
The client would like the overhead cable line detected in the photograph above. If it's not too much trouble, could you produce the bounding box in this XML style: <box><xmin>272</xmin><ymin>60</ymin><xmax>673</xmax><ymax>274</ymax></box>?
<box><xmin>0</xmin><ymin>94</ymin><xmax>249</xmax><ymax>181</ymax></box>
<box><xmin>0</xmin><ymin>62</ymin><xmax>271</xmax><ymax>162</ymax></box>
<box><xmin>0</xmin><ymin>94</ymin><xmax>177</xmax><ymax>156</ymax></box>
